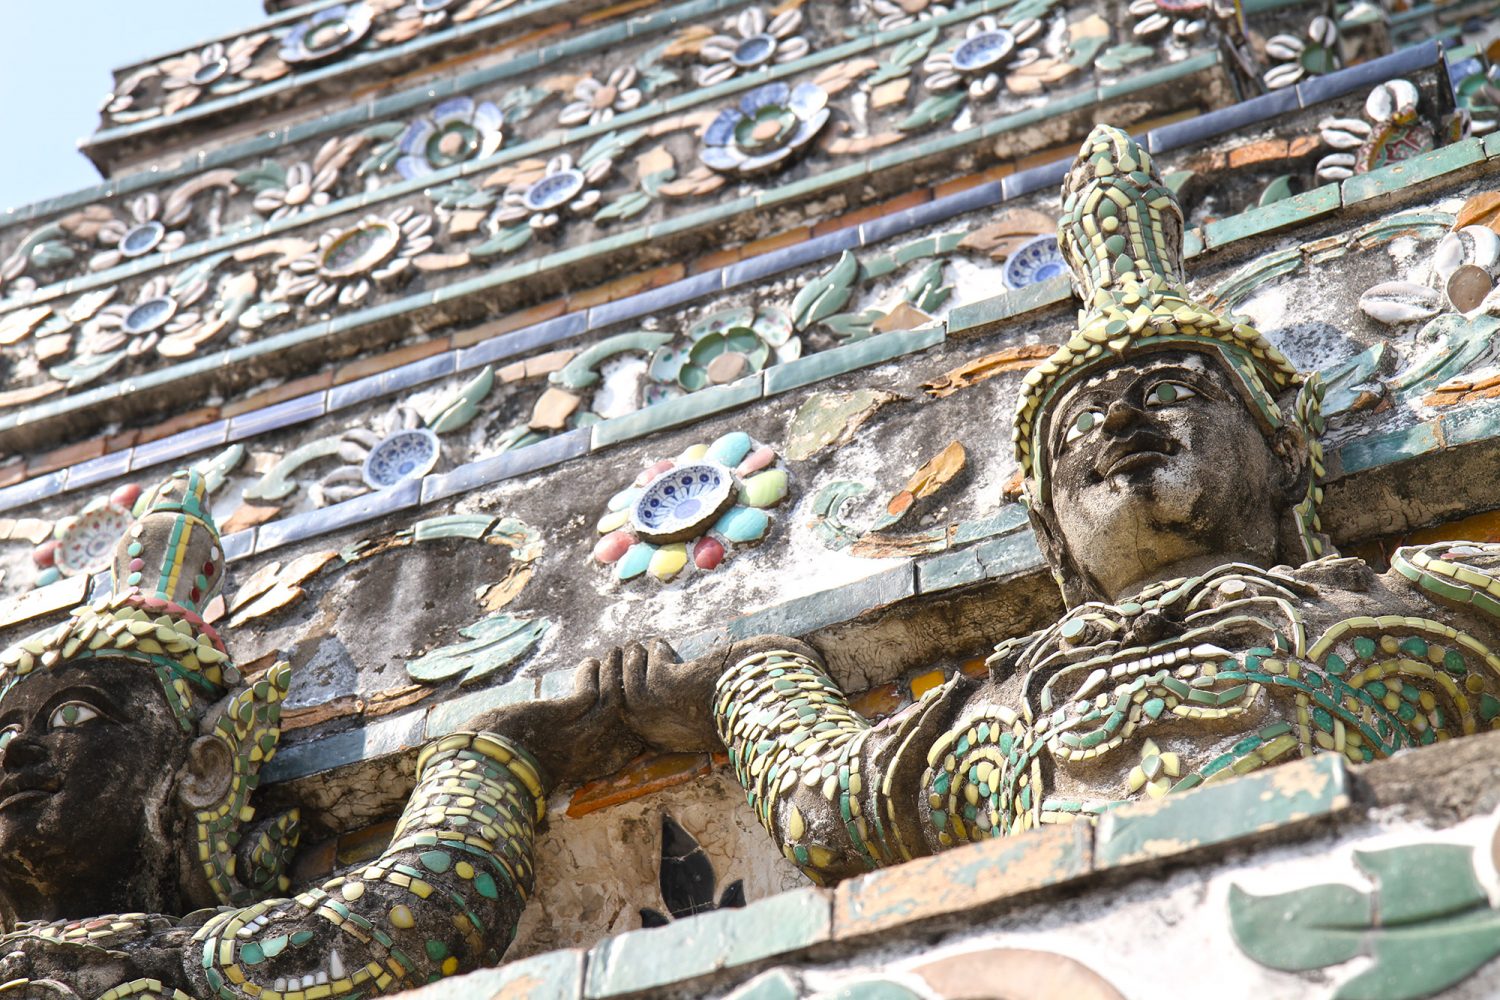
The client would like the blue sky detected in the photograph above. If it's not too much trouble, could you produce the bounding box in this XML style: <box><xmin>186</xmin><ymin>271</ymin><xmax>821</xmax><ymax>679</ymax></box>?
<box><xmin>0</xmin><ymin>2</ymin><xmax>262</xmax><ymax>212</ymax></box>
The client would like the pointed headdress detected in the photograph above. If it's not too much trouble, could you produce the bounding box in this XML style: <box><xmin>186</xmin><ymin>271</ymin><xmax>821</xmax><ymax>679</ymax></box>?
<box><xmin>1011</xmin><ymin>124</ymin><xmax>1327</xmax><ymax>578</ymax></box>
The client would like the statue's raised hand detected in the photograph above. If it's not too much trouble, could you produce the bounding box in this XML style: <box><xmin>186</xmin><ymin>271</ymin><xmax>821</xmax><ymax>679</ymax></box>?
<box><xmin>614</xmin><ymin>638</ymin><xmax>719</xmax><ymax>753</ymax></box>
<box><xmin>462</xmin><ymin>650</ymin><xmax>643</xmax><ymax>789</ymax></box>
<box><xmin>621</xmin><ymin>634</ymin><xmax>820</xmax><ymax>753</ymax></box>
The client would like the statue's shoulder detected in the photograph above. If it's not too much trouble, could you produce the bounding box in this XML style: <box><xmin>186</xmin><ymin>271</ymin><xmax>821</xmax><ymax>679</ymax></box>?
<box><xmin>1387</xmin><ymin>541</ymin><xmax>1500</xmax><ymax>617</ymax></box>
<box><xmin>0</xmin><ymin>912</ymin><xmax>203</xmax><ymax>996</ymax></box>
<box><xmin>983</xmin><ymin>625</ymin><xmax>1050</xmax><ymax>682</ymax></box>
<box><xmin>0</xmin><ymin>911</ymin><xmax>208</xmax><ymax>953</ymax></box>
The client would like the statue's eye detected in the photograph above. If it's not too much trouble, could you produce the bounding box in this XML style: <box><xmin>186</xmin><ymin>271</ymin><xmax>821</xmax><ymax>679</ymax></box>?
<box><xmin>1145</xmin><ymin>381</ymin><xmax>1196</xmax><ymax>406</ymax></box>
<box><xmin>48</xmin><ymin>703</ymin><xmax>99</xmax><ymax>729</ymax></box>
<box><xmin>0</xmin><ymin>727</ymin><xmax>16</xmax><ymax>753</ymax></box>
<box><xmin>1065</xmin><ymin>409</ymin><xmax>1105</xmax><ymax>444</ymax></box>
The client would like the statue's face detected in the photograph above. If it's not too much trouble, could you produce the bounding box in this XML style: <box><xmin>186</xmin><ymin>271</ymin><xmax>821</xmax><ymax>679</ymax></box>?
<box><xmin>1044</xmin><ymin>350</ymin><xmax>1285</xmax><ymax>601</ymax></box>
<box><xmin>0</xmin><ymin>659</ymin><xmax>190</xmax><ymax>919</ymax></box>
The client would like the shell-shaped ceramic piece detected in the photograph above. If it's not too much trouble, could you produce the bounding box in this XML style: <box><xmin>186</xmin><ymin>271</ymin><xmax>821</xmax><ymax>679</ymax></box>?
<box><xmin>1359</xmin><ymin>280</ymin><xmax>1442</xmax><ymax>325</ymax></box>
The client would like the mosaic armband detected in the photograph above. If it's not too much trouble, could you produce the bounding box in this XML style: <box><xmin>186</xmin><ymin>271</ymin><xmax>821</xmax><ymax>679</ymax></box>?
<box><xmin>191</xmin><ymin>731</ymin><xmax>546</xmax><ymax>998</ymax></box>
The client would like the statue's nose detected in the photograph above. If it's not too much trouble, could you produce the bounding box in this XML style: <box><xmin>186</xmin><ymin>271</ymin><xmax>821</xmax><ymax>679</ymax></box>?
<box><xmin>1101</xmin><ymin>397</ymin><xmax>1145</xmax><ymax>433</ymax></box>
<box><xmin>0</xmin><ymin>736</ymin><xmax>45</xmax><ymax>770</ymax></box>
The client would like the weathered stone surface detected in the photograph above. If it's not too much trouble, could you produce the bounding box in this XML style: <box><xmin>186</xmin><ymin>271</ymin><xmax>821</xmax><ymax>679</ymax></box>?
<box><xmin>1095</xmin><ymin>756</ymin><xmax>1351</xmax><ymax>868</ymax></box>
<box><xmin>584</xmin><ymin>887</ymin><xmax>832</xmax><ymax>997</ymax></box>
<box><xmin>911</xmin><ymin>948</ymin><xmax>1127</xmax><ymax>1000</ymax></box>
<box><xmin>393</xmin><ymin>948</ymin><xmax>585</xmax><ymax>1000</ymax></box>
<box><xmin>834</xmin><ymin>823</ymin><xmax>1092</xmax><ymax>942</ymax></box>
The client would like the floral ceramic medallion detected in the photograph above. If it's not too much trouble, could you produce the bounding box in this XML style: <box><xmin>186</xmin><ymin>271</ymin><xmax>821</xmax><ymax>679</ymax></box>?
<box><xmin>244</xmin><ymin>394</ymin><xmax>476</xmax><ymax>508</ymax></box>
<box><xmin>1002</xmin><ymin>235</ymin><xmax>1066</xmax><ymax>289</ymax></box>
<box><xmin>558</xmin><ymin>66</ymin><xmax>644</xmax><ymax>127</ymax></box>
<box><xmin>1316</xmin><ymin>79</ymin><xmax>1443</xmax><ymax>183</ymax></box>
<box><xmin>922</xmin><ymin>16</ymin><xmax>1040</xmax><ymax>100</ymax></box>
<box><xmin>863</xmin><ymin>0</ymin><xmax>958</xmax><ymax>31</ymax></box>
<box><xmin>701</xmin><ymin>82</ymin><xmax>829</xmax><ymax>177</ymax></box>
<box><xmin>77</xmin><ymin>274</ymin><xmax>211</xmax><ymax>359</ymax></box>
<box><xmin>33</xmin><ymin>484</ymin><xmax>142</xmax><ymax>588</ymax></box>
<box><xmin>280</xmin><ymin>4</ymin><xmax>374</xmax><ymax>64</ymax></box>
<box><xmin>1128</xmin><ymin>0</ymin><xmax>1232</xmax><ymax>43</ymax></box>
<box><xmin>278</xmin><ymin>206</ymin><xmax>434</xmax><ymax>307</ymax></box>
<box><xmin>90</xmin><ymin>193</ymin><xmax>190</xmax><ymax>272</ymax></box>
<box><xmin>1359</xmin><ymin>224</ymin><xmax>1500</xmax><ymax>326</ymax></box>
<box><xmin>389</xmin><ymin>0</ymin><xmax>508</xmax><ymax>32</ymax></box>
<box><xmin>396</xmin><ymin>97</ymin><xmax>505</xmax><ymax>179</ymax></box>
<box><xmin>159</xmin><ymin>36</ymin><xmax>269</xmax><ymax>113</ymax></box>
<box><xmin>694</xmin><ymin>7</ymin><xmax>811</xmax><ymax>87</ymax></box>
<box><xmin>240</xmin><ymin>135</ymin><xmax>365</xmax><ymax>220</ymax></box>
<box><xmin>492</xmin><ymin>153</ymin><xmax>609</xmax><ymax>233</ymax></box>
<box><xmin>649</xmin><ymin>307</ymin><xmax>801</xmax><ymax>392</ymax></box>
<box><xmin>593</xmin><ymin>431</ymin><xmax>788</xmax><ymax>582</ymax></box>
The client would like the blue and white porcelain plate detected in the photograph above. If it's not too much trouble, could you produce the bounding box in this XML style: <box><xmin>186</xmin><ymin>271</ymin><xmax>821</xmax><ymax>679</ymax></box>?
<box><xmin>362</xmin><ymin>428</ymin><xmax>440</xmax><ymax>490</ymax></box>
<box><xmin>1004</xmin><ymin>234</ymin><xmax>1067</xmax><ymax>290</ymax></box>
<box><xmin>525</xmin><ymin>169</ymin><xmax>586</xmax><ymax>212</ymax></box>
<box><xmin>952</xmin><ymin>28</ymin><xmax>1015</xmax><ymax>73</ymax></box>
<box><xmin>631</xmin><ymin>463</ymin><xmax>736</xmax><ymax>543</ymax></box>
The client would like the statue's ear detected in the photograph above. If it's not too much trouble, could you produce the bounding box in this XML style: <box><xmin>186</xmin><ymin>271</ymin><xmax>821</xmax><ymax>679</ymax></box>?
<box><xmin>1022</xmin><ymin>487</ymin><xmax>1092</xmax><ymax>608</ymax></box>
<box><xmin>176</xmin><ymin>734</ymin><xmax>234</xmax><ymax>811</ymax></box>
<box><xmin>1272</xmin><ymin>421</ymin><xmax>1311</xmax><ymax>507</ymax></box>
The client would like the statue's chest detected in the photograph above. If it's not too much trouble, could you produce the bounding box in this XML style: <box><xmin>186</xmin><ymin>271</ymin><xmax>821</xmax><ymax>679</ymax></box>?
<box><xmin>939</xmin><ymin>566</ymin><xmax>1500</xmax><ymax>836</ymax></box>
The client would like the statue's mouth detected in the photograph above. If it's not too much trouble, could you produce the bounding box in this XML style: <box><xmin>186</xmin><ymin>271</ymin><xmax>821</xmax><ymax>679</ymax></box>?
<box><xmin>1103</xmin><ymin>450</ymin><xmax>1170</xmax><ymax>476</ymax></box>
<box><xmin>1099</xmin><ymin>435</ymin><xmax>1178</xmax><ymax>478</ymax></box>
<box><xmin>0</xmin><ymin>785</ymin><xmax>54</xmax><ymax>811</ymax></box>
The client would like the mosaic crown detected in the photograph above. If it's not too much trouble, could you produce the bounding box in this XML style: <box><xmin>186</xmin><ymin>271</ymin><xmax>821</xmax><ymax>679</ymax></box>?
<box><xmin>0</xmin><ymin>469</ymin><xmax>238</xmax><ymax>731</ymax></box>
<box><xmin>1011</xmin><ymin>124</ymin><xmax>1327</xmax><ymax>559</ymax></box>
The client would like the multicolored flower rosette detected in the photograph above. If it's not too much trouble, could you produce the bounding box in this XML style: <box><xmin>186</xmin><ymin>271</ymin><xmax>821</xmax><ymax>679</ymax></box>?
<box><xmin>593</xmin><ymin>431</ymin><xmax>787</xmax><ymax>582</ymax></box>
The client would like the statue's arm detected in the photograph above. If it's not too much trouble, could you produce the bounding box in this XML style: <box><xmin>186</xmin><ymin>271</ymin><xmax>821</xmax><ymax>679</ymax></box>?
<box><xmin>711</xmin><ymin>640</ymin><xmax>971</xmax><ymax>884</ymax></box>
<box><xmin>186</xmin><ymin>731</ymin><xmax>546</xmax><ymax>995</ymax></box>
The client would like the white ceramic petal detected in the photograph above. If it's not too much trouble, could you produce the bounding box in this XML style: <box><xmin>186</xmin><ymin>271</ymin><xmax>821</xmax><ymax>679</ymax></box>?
<box><xmin>133</xmin><ymin>192</ymin><xmax>162</xmax><ymax>224</ymax></box>
<box><xmin>1313</xmin><ymin>152</ymin><xmax>1356</xmax><ymax>181</ymax></box>
<box><xmin>700</xmin><ymin>40</ymin><xmax>738</xmax><ymax>62</ymax></box>
<box><xmin>1462</xmin><ymin>225</ymin><xmax>1500</xmax><ymax>270</ymax></box>
<box><xmin>1319</xmin><ymin>117</ymin><xmax>1371</xmax><ymax>147</ymax></box>
<box><xmin>924</xmin><ymin>70</ymin><xmax>961</xmax><ymax>91</ymax></box>
<box><xmin>583</xmin><ymin>158</ymin><xmax>613</xmax><ymax>184</ymax></box>
<box><xmin>737</xmin><ymin>6</ymin><xmax>766</xmax><ymax>38</ymax></box>
<box><xmin>1134</xmin><ymin>11</ymin><xmax>1170</xmax><ymax>35</ymax></box>
<box><xmin>768</xmin><ymin>8</ymin><xmax>801</xmax><ymax>37</ymax></box>
<box><xmin>1264</xmin><ymin>64</ymin><xmax>1305</xmax><ymax>89</ymax></box>
<box><xmin>775</xmin><ymin>37</ymin><xmax>809</xmax><ymax>62</ymax></box>
<box><xmin>558</xmin><ymin>102</ymin><xmax>595</xmax><ymax>126</ymax></box>
<box><xmin>1265</xmin><ymin>34</ymin><xmax>1305</xmax><ymax>60</ymax></box>
<box><xmin>1358</xmin><ymin>280</ymin><xmax>1442</xmax><ymax>325</ymax></box>
<box><xmin>305</xmin><ymin>281</ymin><xmax>339</xmax><ymax>309</ymax></box>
